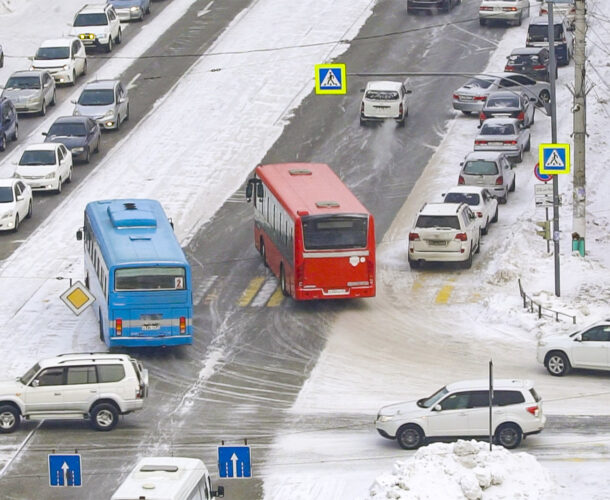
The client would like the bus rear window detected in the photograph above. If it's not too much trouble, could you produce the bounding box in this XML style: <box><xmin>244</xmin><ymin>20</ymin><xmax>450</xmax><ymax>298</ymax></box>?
<box><xmin>115</xmin><ymin>267</ymin><xmax>186</xmax><ymax>291</ymax></box>
<box><xmin>302</xmin><ymin>215</ymin><xmax>368</xmax><ymax>250</ymax></box>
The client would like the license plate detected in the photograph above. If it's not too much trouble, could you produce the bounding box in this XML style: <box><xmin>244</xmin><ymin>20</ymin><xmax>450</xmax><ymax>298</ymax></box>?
<box><xmin>489</xmin><ymin>141</ymin><xmax>503</xmax><ymax>146</ymax></box>
<box><xmin>325</xmin><ymin>289</ymin><xmax>348</xmax><ymax>295</ymax></box>
<box><xmin>142</xmin><ymin>324</ymin><xmax>160</xmax><ymax>331</ymax></box>
<box><xmin>427</xmin><ymin>240</ymin><xmax>448</xmax><ymax>246</ymax></box>
<box><xmin>460</xmin><ymin>96</ymin><xmax>473</xmax><ymax>101</ymax></box>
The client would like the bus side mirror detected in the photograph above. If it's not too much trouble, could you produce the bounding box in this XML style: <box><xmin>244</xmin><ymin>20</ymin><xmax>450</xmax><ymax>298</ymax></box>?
<box><xmin>76</xmin><ymin>228</ymin><xmax>83</xmax><ymax>241</ymax></box>
<box><xmin>245</xmin><ymin>181</ymin><xmax>253</xmax><ymax>202</ymax></box>
<box><xmin>213</xmin><ymin>486</ymin><xmax>225</xmax><ymax>498</ymax></box>
<box><xmin>257</xmin><ymin>183</ymin><xmax>264</xmax><ymax>199</ymax></box>
<box><xmin>168</xmin><ymin>217</ymin><xmax>174</xmax><ymax>230</ymax></box>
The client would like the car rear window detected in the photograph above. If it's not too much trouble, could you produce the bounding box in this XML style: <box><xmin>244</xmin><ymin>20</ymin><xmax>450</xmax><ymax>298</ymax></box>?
<box><xmin>416</xmin><ymin>215</ymin><xmax>460</xmax><ymax>230</ymax></box>
<box><xmin>487</xmin><ymin>97</ymin><xmax>519</xmax><ymax>108</ymax></box>
<box><xmin>480</xmin><ymin>123</ymin><xmax>515</xmax><ymax>135</ymax></box>
<box><xmin>528</xmin><ymin>24</ymin><xmax>563</xmax><ymax>42</ymax></box>
<box><xmin>97</xmin><ymin>364</ymin><xmax>125</xmax><ymax>383</ymax></box>
<box><xmin>464</xmin><ymin>78</ymin><xmax>494</xmax><ymax>89</ymax></box>
<box><xmin>365</xmin><ymin>90</ymin><xmax>399</xmax><ymax>100</ymax></box>
<box><xmin>493</xmin><ymin>390</ymin><xmax>525</xmax><ymax>406</ymax></box>
<box><xmin>507</xmin><ymin>55</ymin><xmax>540</xmax><ymax>65</ymax></box>
<box><xmin>444</xmin><ymin>193</ymin><xmax>480</xmax><ymax>206</ymax></box>
<box><xmin>463</xmin><ymin>160</ymin><xmax>498</xmax><ymax>175</ymax></box>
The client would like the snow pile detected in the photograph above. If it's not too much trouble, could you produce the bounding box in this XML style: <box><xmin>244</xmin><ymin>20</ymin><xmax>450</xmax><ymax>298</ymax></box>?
<box><xmin>366</xmin><ymin>440</ymin><xmax>553</xmax><ymax>500</ymax></box>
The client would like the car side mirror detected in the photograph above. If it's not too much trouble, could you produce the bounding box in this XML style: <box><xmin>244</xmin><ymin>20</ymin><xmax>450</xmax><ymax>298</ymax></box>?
<box><xmin>433</xmin><ymin>404</ymin><xmax>442</xmax><ymax>412</ymax></box>
<box><xmin>574</xmin><ymin>334</ymin><xmax>582</xmax><ymax>342</ymax></box>
<box><xmin>28</xmin><ymin>56</ymin><xmax>34</xmax><ymax>61</ymax></box>
<box><xmin>213</xmin><ymin>486</ymin><xmax>225</xmax><ymax>498</ymax></box>
<box><xmin>76</xmin><ymin>229</ymin><xmax>83</xmax><ymax>241</ymax></box>
<box><xmin>71</xmin><ymin>99</ymin><xmax>77</xmax><ymax>104</ymax></box>
<box><xmin>32</xmin><ymin>379</ymin><xmax>40</xmax><ymax>387</ymax></box>
<box><xmin>16</xmin><ymin>195</ymin><xmax>24</xmax><ymax>201</ymax></box>
<box><xmin>42</xmin><ymin>132</ymin><xmax>48</xmax><ymax>136</ymax></box>
<box><xmin>405</xmin><ymin>90</ymin><xmax>413</xmax><ymax>95</ymax></box>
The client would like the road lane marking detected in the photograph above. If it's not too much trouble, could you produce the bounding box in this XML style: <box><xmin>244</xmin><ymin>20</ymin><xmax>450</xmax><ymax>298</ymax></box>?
<box><xmin>197</xmin><ymin>0</ymin><xmax>214</xmax><ymax>17</ymax></box>
<box><xmin>238</xmin><ymin>276</ymin><xmax>265</xmax><ymax>306</ymax></box>
<box><xmin>267</xmin><ymin>286</ymin><xmax>284</xmax><ymax>307</ymax></box>
<box><xmin>250</xmin><ymin>277</ymin><xmax>279</xmax><ymax>307</ymax></box>
<box><xmin>435</xmin><ymin>284</ymin><xmax>454</xmax><ymax>304</ymax></box>
<box><xmin>194</xmin><ymin>275</ymin><xmax>218</xmax><ymax>305</ymax></box>
<box><xmin>127</xmin><ymin>73</ymin><xmax>141</xmax><ymax>90</ymax></box>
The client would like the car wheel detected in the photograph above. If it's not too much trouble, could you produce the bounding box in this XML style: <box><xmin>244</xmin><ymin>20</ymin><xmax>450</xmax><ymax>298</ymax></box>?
<box><xmin>146</xmin><ymin>4</ymin><xmax>151</xmax><ymax>14</ymax></box>
<box><xmin>461</xmin><ymin>110</ymin><xmax>471</xmax><ymax>115</ymax></box>
<box><xmin>491</xmin><ymin>206</ymin><xmax>498</xmax><ymax>223</ymax></box>
<box><xmin>495</xmin><ymin>423</ymin><xmax>522</xmax><ymax>449</ymax></box>
<box><xmin>539</xmin><ymin>90</ymin><xmax>551</xmax><ymax>105</ymax></box>
<box><xmin>12</xmin><ymin>214</ymin><xmax>19</xmax><ymax>233</ymax></box>
<box><xmin>516</xmin><ymin>148</ymin><xmax>523</xmax><ymax>163</ymax></box>
<box><xmin>0</xmin><ymin>405</ymin><xmax>20</xmax><ymax>433</ymax></box>
<box><xmin>90</xmin><ymin>403</ymin><xmax>119</xmax><ymax>431</ymax></box>
<box><xmin>525</xmin><ymin>139</ymin><xmax>531</xmax><ymax>152</ymax></box>
<box><xmin>56</xmin><ymin>177</ymin><xmax>62</xmax><ymax>194</ymax></box>
<box><xmin>509</xmin><ymin>176</ymin><xmax>516</xmax><ymax>193</ymax></box>
<box><xmin>408</xmin><ymin>257</ymin><xmax>420</xmax><ymax>269</ymax></box>
<box><xmin>12</xmin><ymin>124</ymin><xmax>18</xmax><ymax>141</ymax></box>
<box><xmin>475</xmin><ymin>230</ymin><xmax>481</xmax><ymax>253</ymax></box>
<box><xmin>51</xmin><ymin>90</ymin><xmax>56</xmax><ymax>106</ymax></box>
<box><xmin>482</xmin><ymin>218</ymin><xmax>489</xmax><ymax>236</ymax></box>
<box><xmin>71</xmin><ymin>70</ymin><xmax>77</xmax><ymax>86</ymax></box>
<box><xmin>106</xmin><ymin>37</ymin><xmax>113</xmax><ymax>53</ymax></box>
<box><xmin>26</xmin><ymin>200</ymin><xmax>33</xmax><ymax>219</ymax></box>
<box><xmin>0</xmin><ymin>134</ymin><xmax>6</xmax><ymax>152</ymax></box>
<box><xmin>84</xmin><ymin>147</ymin><xmax>91</xmax><ymax>164</ymax></box>
<box><xmin>98</xmin><ymin>309</ymin><xmax>104</xmax><ymax>342</ymax></box>
<box><xmin>530</xmin><ymin>110</ymin><xmax>535</xmax><ymax>125</ymax></box>
<box><xmin>116</xmin><ymin>29</ymin><xmax>122</xmax><ymax>45</ymax></box>
<box><xmin>260</xmin><ymin>239</ymin><xmax>268</xmax><ymax>268</ymax></box>
<box><xmin>397</xmin><ymin>424</ymin><xmax>425</xmax><ymax>450</ymax></box>
<box><xmin>280</xmin><ymin>265</ymin><xmax>289</xmax><ymax>297</ymax></box>
<box><xmin>125</xmin><ymin>104</ymin><xmax>130</xmax><ymax>122</ymax></box>
<box><xmin>546</xmin><ymin>351</ymin><xmax>571</xmax><ymax>376</ymax></box>
<box><xmin>359</xmin><ymin>117</ymin><xmax>366</xmax><ymax>126</ymax></box>
<box><xmin>516</xmin><ymin>12</ymin><xmax>522</xmax><ymax>26</ymax></box>
<box><xmin>479</xmin><ymin>18</ymin><xmax>486</xmax><ymax>26</ymax></box>
<box><xmin>39</xmin><ymin>99</ymin><xmax>46</xmax><ymax>117</ymax></box>
<box><xmin>116</xmin><ymin>114</ymin><xmax>121</xmax><ymax>131</ymax></box>
<box><xmin>462</xmin><ymin>248</ymin><xmax>473</xmax><ymax>269</ymax></box>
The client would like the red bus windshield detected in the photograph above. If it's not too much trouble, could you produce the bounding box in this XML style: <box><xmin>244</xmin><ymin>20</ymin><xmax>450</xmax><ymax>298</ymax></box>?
<box><xmin>302</xmin><ymin>214</ymin><xmax>368</xmax><ymax>250</ymax></box>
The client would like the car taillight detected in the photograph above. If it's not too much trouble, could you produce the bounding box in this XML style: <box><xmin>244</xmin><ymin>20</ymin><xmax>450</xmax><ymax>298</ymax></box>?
<box><xmin>179</xmin><ymin>316</ymin><xmax>186</xmax><ymax>334</ymax></box>
<box><xmin>504</xmin><ymin>140</ymin><xmax>518</xmax><ymax>145</ymax></box>
<box><xmin>476</xmin><ymin>212</ymin><xmax>483</xmax><ymax>218</ymax></box>
<box><xmin>475</xmin><ymin>140</ymin><xmax>487</xmax><ymax>145</ymax></box>
<box><xmin>502</xmin><ymin>7</ymin><xmax>517</xmax><ymax>11</ymax></box>
<box><xmin>399</xmin><ymin>103</ymin><xmax>403</xmax><ymax>115</ymax></box>
<box><xmin>479</xmin><ymin>6</ymin><xmax>492</xmax><ymax>11</ymax></box>
<box><xmin>453</xmin><ymin>94</ymin><xmax>459</xmax><ymax>100</ymax></box>
<box><xmin>116</xmin><ymin>318</ymin><xmax>122</xmax><ymax>336</ymax></box>
<box><xmin>505</xmin><ymin>65</ymin><xmax>515</xmax><ymax>71</ymax></box>
<box><xmin>540</xmin><ymin>8</ymin><xmax>548</xmax><ymax>14</ymax></box>
<box><xmin>458</xmin><ymin>175</ymin><xmax>465</xmax><ymax>185</ymax></box>
<box><xmin>526</xmin><ymin>405</ymin><xmax>539</xmax><ymax>417</ymax></box>
<box><xmin>495</xmin><ymin>176</ymin><xmax>504</xmax><ymax>186</ymax></box>
<box><xmin>455</xmin><ymin>233</ymin><xmax>468</xmax><ymax>241</ymax></box>
<box><xmin>532</xmin><ymin>65</ymin><xmax>545</xmax><ymax>70</ymax></box>
<box><xmin>479</xmin><ymin>111</ymin><xmax>486</xmax><ymax>121</ymax></box>
<box><xmin>517</xmin><ymin>111</ymin><xmax>525</xmax><ymax>121</ymax></box>
<box><xmin>409</xmin><ymin>232</ymin><xmax>420</xmax><ymax>241</ymax></box>
<box><xmin>474</xmin><ymin>96</ymin><xmax>487</xmax><ymax>101</ymax></box>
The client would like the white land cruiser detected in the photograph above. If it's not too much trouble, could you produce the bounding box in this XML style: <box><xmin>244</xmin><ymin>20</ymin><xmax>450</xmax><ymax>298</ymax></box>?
<box><xmin>408</xmin><ymin>202</ymin><xmax>481</xmax><ymax>269</ymax></box>
<box><xmin>360</xmin><ymin>80</ymin><xmax>411</xmax><ymax>126</ymax></box>
<box><xmin>69</xmin><ymin>4</ymin><xmax>122</xmax><ymax>53</ymax></box>
<box><xmin>375</xmin><ymin>379</ymin><xmax>546</xmax><ymax>450</ymax></box>
<box><xmin>0</xmin><ymin>353</ymin><xmax>148</xmax><ymax>433</ymax></box>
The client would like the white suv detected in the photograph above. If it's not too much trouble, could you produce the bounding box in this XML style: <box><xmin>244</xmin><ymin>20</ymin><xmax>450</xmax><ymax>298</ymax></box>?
<box><xmin>375</xmin><ymin>379</ymin><xmax>546</xmax><ymax>450</ymax></box>
<box><xmin>360</xmin><ymin>81</ymin><xmax>411</xmax><ymax>126</ymax></box>
<box><xmin>0</xmin><ymin>353</ymin><xmax>148</xmax><ymax>433</ymax></box>
<box><xmin>408</xmin><ymin>202</ymin><xmax>481</xmax><ymax>269</ymax></box>
<box><xmin>537</xmin><ymin>320</ymin><xmax>610</xmax><ymax>376</ymax></box>
<box><xmin>70</xmin><ymin>4</ymin><xmax>122</xmax><ymax>53</ymax></box>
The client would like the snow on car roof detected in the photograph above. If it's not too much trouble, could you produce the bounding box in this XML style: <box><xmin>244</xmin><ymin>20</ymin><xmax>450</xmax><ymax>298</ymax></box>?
<box><xmin>446</xmin><ymin>379</ymin><xmax>531</xmax><ymax>391</ymax></box>
<box><xmin>39</xmin><ymin>38</ymin><xmax>76</xmax><ymax>48</ymax></box>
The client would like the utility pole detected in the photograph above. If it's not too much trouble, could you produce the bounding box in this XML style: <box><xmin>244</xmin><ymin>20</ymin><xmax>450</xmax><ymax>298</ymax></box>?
<box><xmin>572</xmin><ymin>0</ymin><xmax>587</xmax><ymax>256</ymax></box>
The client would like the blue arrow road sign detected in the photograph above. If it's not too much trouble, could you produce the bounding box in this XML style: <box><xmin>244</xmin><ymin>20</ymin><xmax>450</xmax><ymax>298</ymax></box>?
<box><xmin>218</xmin><ymin>445</ymin><xmax>251</xmax><ymax>478</ymax></box>
<box><xmin>49</xmin><ymin>454</ymin><xmax>82</xmax><ymax>487</ymax></box>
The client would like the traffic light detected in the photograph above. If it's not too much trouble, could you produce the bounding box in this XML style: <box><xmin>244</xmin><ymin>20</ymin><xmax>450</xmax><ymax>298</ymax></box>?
<box><xmin>535</xmin><ymin>220</ymin><xmax>551</xmax><ymax>240</ymax></box>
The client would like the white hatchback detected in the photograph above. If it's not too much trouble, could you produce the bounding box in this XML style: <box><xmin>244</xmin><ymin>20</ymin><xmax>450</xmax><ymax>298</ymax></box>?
<box><xmin>30</xmin><ymin>38</ymin><xmax>87</xmax><ymax>86</ymax></box>
<box><xmin>375</xmin><ymin>379</ymin><xmax>546</xmax><ymax>450</ymax></box>
<box><xmin>0</xmin><ymin>178</ymin><xmax>33</xmax><ymax>232</ymax></box>
<box><xmin>360</xmin><ymin>81</ymin><xmax>411</xmax><ymax>126</ymax></box>
<box><xmin>441</xmin><ymin>186</ymin><xmax>498</xmax><ymax>235</ymax></box>
<box><xmin>14</xmin><ymin>143</ymin><xmax>73</xmax><ymax>194</ymax></box>
<box><xmin>537</xmin><ymin>320</ymin><xmax>610</xmax><ymax>376</ymax></box>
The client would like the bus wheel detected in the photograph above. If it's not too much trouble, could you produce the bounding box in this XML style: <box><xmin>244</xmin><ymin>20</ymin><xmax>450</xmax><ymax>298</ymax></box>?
<box><xmin>260</xmin><ymin>239</ymin><xmax>268</xmax><ymax>268</ymax></box>
<box><xmin>280</xmin><ymin>265</ymin><xmax>289</xmax><ymax>297</ymax></box>
<box><xmin>98</xmin><ymin>309</ymin><xmax>104</xmax><ymax>343</ymax></box>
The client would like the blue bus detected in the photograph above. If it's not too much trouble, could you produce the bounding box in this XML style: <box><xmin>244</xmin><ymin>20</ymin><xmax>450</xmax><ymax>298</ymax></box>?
<box><xmin>76</xmin><ymin>199</ymin><xmax>193</xmax><ymax>347</ymax></box>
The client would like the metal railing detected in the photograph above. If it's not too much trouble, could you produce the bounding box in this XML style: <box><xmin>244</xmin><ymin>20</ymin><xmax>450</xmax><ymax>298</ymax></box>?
<box><xmin>518</xmin><ymin>279</ymin><xmax>577</xmax><ymax>324</ymax></box>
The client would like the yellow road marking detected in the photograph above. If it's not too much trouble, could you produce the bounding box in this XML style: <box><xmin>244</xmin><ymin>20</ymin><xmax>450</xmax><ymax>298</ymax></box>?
<box><xmin>412</xmin><ymin>279</ymin><xmax>423</xmax><ymax>292</ymax></box>
<box><xmin>238</xmin><ymin>277</ymin><xmax>265</xmax><ymax>307</ymax></box>
<box><xmin>267</xmin><ymin>287</ymin><xmax>284</xmax><ymax>307</ymax></box>
<box><xmin>435</xmin><ymin>284</ymin><xmax>454</xmax><ymax>304</ymax></box>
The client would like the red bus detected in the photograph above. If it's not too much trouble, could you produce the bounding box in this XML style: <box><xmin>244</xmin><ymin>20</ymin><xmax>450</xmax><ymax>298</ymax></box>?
<box><xmin>245</xmin><ymin>162</ymin><xmax>375</xmax><ymax>300</ymax></box>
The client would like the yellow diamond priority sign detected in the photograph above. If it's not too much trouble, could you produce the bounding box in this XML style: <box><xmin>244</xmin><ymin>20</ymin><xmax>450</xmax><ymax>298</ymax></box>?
<box><xmin>60</xmin><ymin>281</ymin><xmax>95</xmax><ymax>316</ymax></box>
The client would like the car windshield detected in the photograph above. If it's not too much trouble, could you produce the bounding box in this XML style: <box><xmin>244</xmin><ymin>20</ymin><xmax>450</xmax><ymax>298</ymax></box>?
<box><xmin>48</xmin><ymin>123</ymin><xmax>87</xmax><ymax>137</ymax></box>
<box><xmin>487</xmin><ymin>97</ymin><xmax>519</xmax><ymax>108</ymax></box>
<box><xmin>35</xmin><ymin>46</ymin><xmax>70</xmax><ymax>60</ymax></box>
<box><xmin>0</xmin><ymin>186</ymin><xmax>15</xmax><ymax>203</ymax></box>
<box><xmin>444</xmin><ymin>192</ymin><xmax>480</xmax><ymax>205</ymax></box>
<box><xmin>302</xmin><ymin>214</ymin><xmax>368</xmax><ymax>250</ymax></box>
<box><xmin>73</xmin><ymin>13</ymin><xmax>108</xmax><ymax>26</ymax></box>
<box><xmin>78</xmin><ymin>89</ymin><xmax>115</xmax><ymax>106</ymax></box>
<box><xmin>463</xmin><ymin>160</ymin><xmax>499</xmax><ymax>175</ymax></box>
<box><xmin>463</xmin><ymin>78</ymin><xmax>493</xmax><ymax>89</ymax></box>
<box><xmin>115</xmin><ymin>267</ymin><xmax>187</xmax><ymax>291</ymax></box>
<box><xmin>20</xmin><ymin>362</ymin><xmax>41</xmax><ymax>384</ymax></box>
<box><xmin>19</xmin><ymin>150</ymin><xmax>56</xmax><ymax>166</ymax></box>
<box><xmin>528</xmin><ymin>24</ymin><xmax>564</xmax><ymax>42</ymax></box>
<box><xmin>418</xmin><ymin>386</ymin><xmax>449</xmax><ymax>408</ymax></box>
<box><xmin>416</xmin><ymin>215</ymin><xmax>460</xmax><ymax>230</ymax></box>
<box><xmin>480</xmin><ymin>124</ymin><xmax>515</xmax><ymax>135</ymax></box>
<box><xmin>365</xmin><ymin>90</ymin><xmax>399</xmax><ymax>100</ymax></box>
<box><xmin>5</xmin><ymin>76</ymin><xmax>41</xmax><ymax>90</ymax></box>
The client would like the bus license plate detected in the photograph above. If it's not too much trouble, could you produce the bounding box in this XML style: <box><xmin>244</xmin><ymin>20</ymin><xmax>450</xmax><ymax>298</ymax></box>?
<box><xmin>142</xmin><ymin>324</ymin><xmax>161</xmax><ymax>331</ymax></box>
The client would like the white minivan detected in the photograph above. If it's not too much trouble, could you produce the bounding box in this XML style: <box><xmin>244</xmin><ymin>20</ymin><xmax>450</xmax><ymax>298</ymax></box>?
<box><xmin>111</xmin><ymin>457</ymin><xmax>224</xmax><ymax>500</ymax></box>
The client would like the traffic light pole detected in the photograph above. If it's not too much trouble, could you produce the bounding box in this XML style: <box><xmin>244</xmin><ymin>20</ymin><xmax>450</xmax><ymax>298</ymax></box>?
<box><xmin>547</xmin><ymin>5</ymin><xmax>561</xmax><ymax>297</ymax></box>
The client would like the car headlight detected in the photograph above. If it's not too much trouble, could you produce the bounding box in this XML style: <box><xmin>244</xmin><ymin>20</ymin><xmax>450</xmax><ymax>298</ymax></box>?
<box><xmin>1</xmin><ymin>211</ymin><xmax>13</xmax><ymax>220</ymax></box>
<box><xmin>44</xmin><ymin>172</ymin><xmax>56</xmax><ymax>179</ymax></box>
<box><xmin>72</xmin><ymin>147</ymin><xmax>84</xmax><ymax>153</ymax></box>
<box><xmin>27</xmin><ymin>96</ymin><xmax>41</xmax><ymax>104</ymax></box>
<box><xmin>62</xmin><ymin>64</ymin><xmax>70</xmax><ymax>70</ymax></box>
<box><xmin>130</xmin><ymin>6</ymin><xmax>141</xmax><ymax>11</ymax></box>
<box><xmin>13</xmin><ymin>172</ymin><xmax>22</xmax><ymax>179</ymax></box>
<box><xmin>377</xmin><ymin>415</ymin><xmax>394</xmax><ymax>423</ymax></box>
<box><xmin>103</xmin><ymin>109</ymin><xmax>115</xmax><ymax>119</ymax></box>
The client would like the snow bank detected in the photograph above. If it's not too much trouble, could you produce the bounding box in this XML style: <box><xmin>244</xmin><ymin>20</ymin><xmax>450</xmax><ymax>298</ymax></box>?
<box><xmin>366</xmin><ymin>440</ymin><xmax>554</xmax><ymax>500</ymax></box>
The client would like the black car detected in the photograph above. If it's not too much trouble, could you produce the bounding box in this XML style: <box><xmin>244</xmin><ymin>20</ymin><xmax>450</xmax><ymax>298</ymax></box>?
<box><xmin>407</xmin><ymin>0</ymin><xmax>460</xmax><ymax>14</ymax></box>
<box><xmin>505</xmin><ymin>47</ymin><xmax>556</xmax><ymax>83</ymax></box>
<box><xmin>43</xmin><ymin>116</ymin><xmax>101</xmax><ymax>163</ymax></box>
<box><xmin>479</xmin><ymin>91</ymin><xmax>535</xmax><ymax>128</ymax></box>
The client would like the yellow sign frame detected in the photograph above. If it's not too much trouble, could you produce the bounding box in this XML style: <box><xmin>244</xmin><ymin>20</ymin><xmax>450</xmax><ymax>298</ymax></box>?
<box><xmin>315</xmin><ymin>64</ymin><xmax>347</xmax><ymax>95</ymax></box>
<box><xmin>539</xmin><ymin>143</ymin><xmax>570</xmax><ymax>174</ymax></box>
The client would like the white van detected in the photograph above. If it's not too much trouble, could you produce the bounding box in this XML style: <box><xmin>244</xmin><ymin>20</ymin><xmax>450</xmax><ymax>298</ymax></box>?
<box><xmin>111</xmin><ymin>457</ymin><xmax>224</xmax><ymax>500</ymax></box>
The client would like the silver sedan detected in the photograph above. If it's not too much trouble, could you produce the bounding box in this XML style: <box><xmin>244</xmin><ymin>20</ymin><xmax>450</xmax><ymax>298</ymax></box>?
<box><xmin>1</xmin><ymin>70</ymin><xmax>56</xmax><ymax>116</ymax></box>
<box><xmin>474</xmin><ymin>117</ymin><xmax>530</xmax><ymax>163</ymax></box>
<box><xmin>452</xmin><ymin>73</ymin><xmax>551</xmax><ymax>115</ymax></box>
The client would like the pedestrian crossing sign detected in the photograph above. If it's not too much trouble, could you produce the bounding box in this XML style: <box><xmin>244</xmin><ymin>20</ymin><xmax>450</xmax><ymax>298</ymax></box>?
<box><xmin>539</xmin><ymin>143</ymin><xmax>570</xmax><ymax>174</ymax></box>
<box><xmin>315</xmin><ymin>63</ymin><xmax>347</xmax><ymax>94</ymax></box>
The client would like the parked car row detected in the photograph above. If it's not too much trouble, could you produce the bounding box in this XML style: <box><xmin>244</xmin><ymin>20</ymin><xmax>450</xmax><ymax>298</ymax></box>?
<box><xmin>0</xmin><ymin>3</ymin><xmax>136</xmax><ymax>233</ymax></box>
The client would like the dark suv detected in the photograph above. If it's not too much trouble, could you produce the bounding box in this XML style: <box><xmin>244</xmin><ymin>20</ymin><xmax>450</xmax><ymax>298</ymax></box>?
<box><xmin>526</xmin><ymin>16</ymin><xmax>574</xmax><ymax>66</ymax></box>
<box><xmin>505</xmin><ymin>47</ymin><xmax>556</xmax><ymax>82</ymax></box>
<box><xmin>0</xmin><ymin>97</ymin><xmax>19</xmax><ymax>152</ymax></box>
